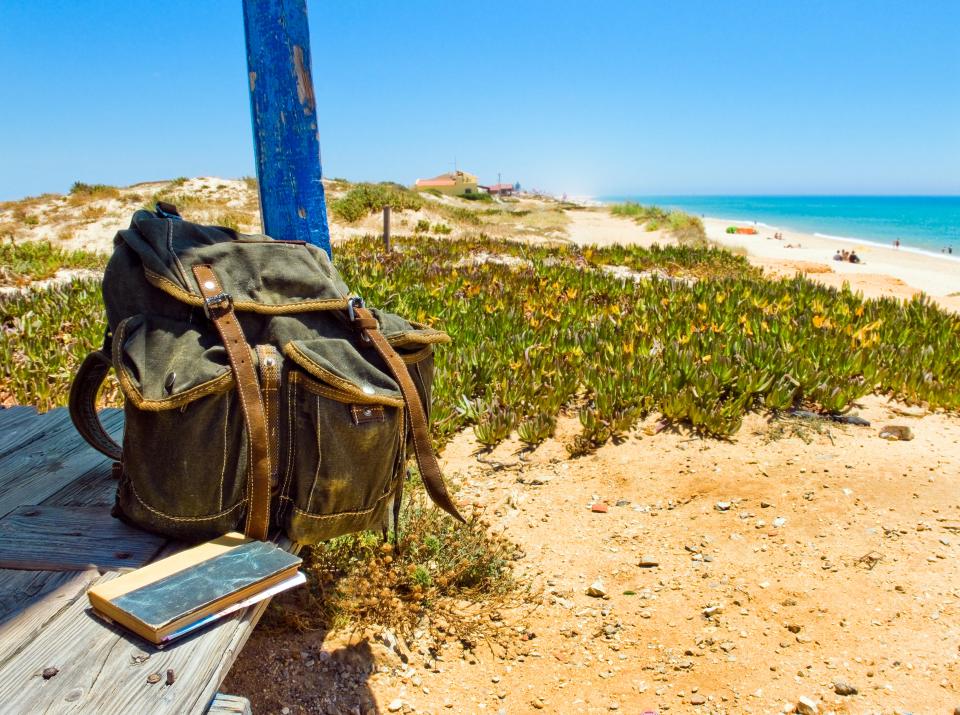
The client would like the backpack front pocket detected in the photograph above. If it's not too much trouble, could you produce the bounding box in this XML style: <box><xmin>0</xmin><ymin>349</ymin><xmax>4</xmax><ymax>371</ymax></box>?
<box><xmin>280</xmin><ymin>338</ymin><xmax>406</xmax><ymax>543</ymax></box>
<box><xmin>112</xmin><ymin>314</ymin><xmax>248</xmax><ymax>540</ymax></box>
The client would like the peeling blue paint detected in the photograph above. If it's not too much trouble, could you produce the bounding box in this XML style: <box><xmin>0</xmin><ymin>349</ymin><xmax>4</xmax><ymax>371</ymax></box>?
<box><xmin>243</xmin><ymin>0</ymin><xmax>331</xmax><ymax>256</ymax></box>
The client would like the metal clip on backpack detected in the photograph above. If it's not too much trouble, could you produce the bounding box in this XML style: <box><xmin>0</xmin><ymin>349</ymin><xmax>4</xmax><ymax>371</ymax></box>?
<box><xmin>68</xmin><ymin>205</ymin><xmax>462</xmax><ymax>543</ymax></box>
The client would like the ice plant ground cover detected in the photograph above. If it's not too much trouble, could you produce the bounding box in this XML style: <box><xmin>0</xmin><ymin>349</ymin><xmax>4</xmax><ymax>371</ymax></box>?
<box><xmin>2</xmin><ymin>234</ymin><xmax>959</xmax><ymax>443</ymax></box>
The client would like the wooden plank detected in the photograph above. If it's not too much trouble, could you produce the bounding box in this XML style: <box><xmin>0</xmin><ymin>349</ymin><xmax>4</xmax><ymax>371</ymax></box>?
<box><xmin>242</xmin><ymin>0</ymin><xmax>331</xmax><ymax>255</ymax></box>
<box><xmin>0</xmin><ymin>569</ymin><xmax>100</xmax><ymax>665</ymax></box>
<box><xmin>0</xmin><ymin>410</ymin><xmax>74</xmax><ymax>461</ymax></box>
<box><xmin>0</xmin><ymin>407</ymin><xmax>51</xmax><ymax>458</ymax></box>
<box><xmin>0</xmin><ymin>506</ymin><xmax>166</xmax><ymax>572</ymax></box>
<box><xmin>0</xmin><ymin>540</ymin><xmax>299</xmax><ymax>714</ymax></box>
<box><xmin>0</xmin><ymin>409</ymin><xmax>123</xmax><ymax>519</ymax></box>
<box><xmin>42</xmin><ymin>459</ymin><xmax>117</xmax><ymax>509</ymax></box>
<box><xmin>206</xmin><ymin>693</ymin><xmax>252</xmax><ymax>715</ymax></box>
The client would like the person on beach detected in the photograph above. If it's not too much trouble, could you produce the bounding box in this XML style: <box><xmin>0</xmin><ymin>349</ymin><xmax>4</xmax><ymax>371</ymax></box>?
<box><xmin>894</xmin><ymin>239</ymin><xmax>900</xmax><ymax>248</ymax></box>
<box><xmin>849</xmin><ymin>250</ymin><xmax>861</xmax><ymax>264</ymax></box>
<box><xmin>833</xmin><ymin>250</ymin><xmax>843</xmax><ymax>261</ymax></box>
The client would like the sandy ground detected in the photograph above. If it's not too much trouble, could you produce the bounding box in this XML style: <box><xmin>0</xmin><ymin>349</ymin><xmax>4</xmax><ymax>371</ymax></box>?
<box><xmin>227</xmin><ymin>396</ymin><xmax>960</xmax><ymax>714</ymax></box>
<box><xmin>563</xmin><ymin>211</ymin><xmax>960</xmax><ymax>312</ymax></box>
<box><xmin>565</xmin><ymin>209</ymin><xmax>674</xmax><ymax>249</ymax></box>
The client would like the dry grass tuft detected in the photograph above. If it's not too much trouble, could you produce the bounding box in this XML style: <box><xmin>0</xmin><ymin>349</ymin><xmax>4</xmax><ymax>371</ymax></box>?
<box><xmin>268</xmin><ymin>479</ymin><xmax>528</xmax><ymax>642</ymax></box>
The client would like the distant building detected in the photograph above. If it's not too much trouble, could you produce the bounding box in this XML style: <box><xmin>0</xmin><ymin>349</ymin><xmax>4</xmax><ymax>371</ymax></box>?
<box><xmin>414</xmin><ymin>170</ymin><xmax>479</xmax><ymax>197</ymax></box>
<box><xmin>480</xmin><ymin>183</ymin><xmax>516</xmax><ymax>197</ymax></box>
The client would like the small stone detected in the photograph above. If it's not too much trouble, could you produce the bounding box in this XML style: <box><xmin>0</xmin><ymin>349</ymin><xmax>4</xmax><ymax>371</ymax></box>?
<box><xmin>64</xmin><ymin>688</ymin><xmax>83</xmax><ymax>703</ymax></box>
<box><xmin>530</xmin><ymin>699</ymin><xmax>545</xmax><ymax>710</ymax></box>
<box><xmin>586</xmin><ymin>580</ymin><xmax>607</xmax><ymax>598</ymax></box>
<box><xmin>715</xmin><ymin>501</ymin><xmax>731</xmax><ymax>511</ymax></box>
<box><xmin>608</xmin><ymin>703</ymin><xmax>619</xmax><ymax>711</ymax></box>
<box><xmin>165</xmin><ymin>669</ymin><xmax>175</xmax><ymax>686</ymax></box>
<box><xmin>690</xmin><ymin>694</ymin><xmax>707</xmax><ymax>705</ymax></box>
<box><xmin>796</xmin><ymin>695</ymin><xmax>819</xmax><ymax>715</ymax></box>
<box><xmin>42</xmin><ymin>667</ymin><xmax>59</xmax><ymax>680</ymax></box>
<box><xmin>615</xmin><ymin>499</ymin><xmax>631</xmax><ymax>507</ymax></box>
<box><xmin>773</xmin><ymin>517</ymin><xmax>787</xmax><ymax>528</ymax></box>
<box><xmin>879</xmin><ymin>424</ymin><xmax>913</xmax><ymax>441</ymax></box>
<box><xmin>760</xmin><ymin>501</ymin><xmax>773</xmax><ymax>508</ymax></box>
<box><xmin>146</xmin><ymin>673</ymin><xmax>161</xmax><ymax>684</ymax></box>
<box><xmin>786</xmin><ymin>624</ymin><xmax>801</xmax><ymax>633</ymax></box>
<box><xmin>833</xmin><ymin>680</ymin><xmax>858</xmax><ymax>696</ymax></box>
<box><xmin>281</xmin><ymin>708</ymin><xmax>291</xmax><ymax>715</ymax></box>
<box><xmin>591</xmin><ymin>503</ymin><xmax>609</xmax><ymax>513</ymax></box>
<box><xmin>388</xmin><ymin>700</ymin><xmax>404</xmax><ymax>713</ymax></box>
<box><xmin>637</xmin><ymin>556</ymin><xmax>659</xmax><ymax>568</ymax></box>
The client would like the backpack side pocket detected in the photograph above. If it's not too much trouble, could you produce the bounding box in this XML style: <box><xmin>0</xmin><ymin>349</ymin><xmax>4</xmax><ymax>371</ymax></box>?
<box><xmin>111</xmin><ymin>314</ymin><xmax>248</xmax><ymax>540</ymax></box>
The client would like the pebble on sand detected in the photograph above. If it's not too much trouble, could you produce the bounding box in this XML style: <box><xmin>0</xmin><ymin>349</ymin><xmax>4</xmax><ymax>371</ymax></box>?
<box><xmin>586</xmin><ymin>580</ymin><xmax>607</xmax><ymax>598</ymax></box>
<box><xmin>833</xmin><ymin>680</ymin><xmax>858</xmax><ymax>696</ymax></box>
<box><xmin>879</xmin><ymin>424</ymin><xmax>914</xmax><ymax>441</ymax></box>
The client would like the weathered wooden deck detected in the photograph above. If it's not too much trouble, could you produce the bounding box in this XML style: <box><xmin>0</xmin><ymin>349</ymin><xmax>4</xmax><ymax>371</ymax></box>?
<box><xmin>0</xmin><ymin>406</ymin><xmax>278</xmax><ymax>714</ymax></box>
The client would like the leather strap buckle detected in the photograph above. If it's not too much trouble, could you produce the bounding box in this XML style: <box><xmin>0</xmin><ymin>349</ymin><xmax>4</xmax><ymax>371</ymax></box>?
<box><xmin>347</xmin><ymin>296</ymin><xmax>364</xmax><ymax>322</ymax></box>
<box><xmin>203</xmin><ymin>291</ymin><xmax>233</xmax><ymax>317</ymax></box>
<box><xmin>347</xmin><ymin>296</ymin><xmax>373</xmax><ymax>342</ymax></box>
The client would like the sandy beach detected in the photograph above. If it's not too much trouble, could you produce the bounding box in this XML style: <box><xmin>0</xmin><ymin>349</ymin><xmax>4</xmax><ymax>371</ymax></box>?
<box><xmin>564</xmin><ymin>209</ymin><xmax>960</xmax><ymax>312</ymax></box>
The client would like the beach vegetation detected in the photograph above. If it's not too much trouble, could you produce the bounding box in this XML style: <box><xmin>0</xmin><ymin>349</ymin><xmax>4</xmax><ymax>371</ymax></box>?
<box><xmin>329</xmin><ymin>182</ymin><xmax>425</xmax><ymax>223</ymax></box>
<box><xmin>284</xmin><ymin>479</ymin><xmax>522</xmax><ymax>635</ymax></box>
<box><xmin>69</xmin><ymin>182</ymin><xmax>120</xmax><ymax>200</ymax></box>
<box><xmin>610</xmin><ymin>202</ymin><xmax>707</xmax><ymax>245</ymax></box>
<box><xmin>461</xmin><ymin>191</ymin><xmax>494</xmax><ymax>202</ymax></box>
<box><xmin>0</xmin><ymin>239</ymin><xmax>106</xmax><ymax>288</ymax></box>
<box><xmin>3</xmin><ymin>234</ymin><xmax>959</xmax><ymax>446</ymax></box>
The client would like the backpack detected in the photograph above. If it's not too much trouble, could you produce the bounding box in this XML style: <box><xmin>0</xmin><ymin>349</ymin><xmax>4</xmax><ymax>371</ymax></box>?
<box><xmin>69</xmin><ymin>205</ymin><xmax>462</xmax><ymax>543</ymax></box>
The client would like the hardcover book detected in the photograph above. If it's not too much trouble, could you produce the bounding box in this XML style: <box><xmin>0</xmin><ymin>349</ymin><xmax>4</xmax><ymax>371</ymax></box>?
<box><xmin>88</xmin><ymin>533</ymin><xmax>302</xmax><ymax>644</ymax></box>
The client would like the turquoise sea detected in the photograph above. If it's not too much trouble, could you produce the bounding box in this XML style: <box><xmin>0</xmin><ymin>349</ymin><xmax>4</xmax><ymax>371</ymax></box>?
<box><xmin>602</xmin><ymin>196</ymin><xmax>960</xmax><ymax>258</ymax></box>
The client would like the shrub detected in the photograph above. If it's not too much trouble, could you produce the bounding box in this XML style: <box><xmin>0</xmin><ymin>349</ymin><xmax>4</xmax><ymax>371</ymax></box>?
<box><xmin>330</xmin><ymin>183</ymin><xmax>425</xmax><ymax>223</ymax></box>
<box><xmin>461</xmin><ymin>191</ymin><xmax>494</xmax><ymax>202</ymax></box>
<box><xmin>69</xmin><ymin>182</ymin><xmax>120</xmax><ymax>199</ymax></box>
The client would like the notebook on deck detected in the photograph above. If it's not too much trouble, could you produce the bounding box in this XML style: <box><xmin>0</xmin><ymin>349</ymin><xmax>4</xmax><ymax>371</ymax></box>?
<box><xmin>88</xmin><ymin>532</ymin><xmax>302</xmax><ymax>644</ymax></box>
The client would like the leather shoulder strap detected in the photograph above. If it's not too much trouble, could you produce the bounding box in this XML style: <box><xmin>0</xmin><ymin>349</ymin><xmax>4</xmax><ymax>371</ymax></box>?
<box><xmin>193</xmin><ymin>265</ymin><xmax>272</xmax><ymax>541</ymax></box>
<box><xmin>352</xmin><ymin>305</ymin><xmax>464</xmax><ymax>523</ymax></box>
<box><xmin>68</xmin><ymin>349</ymin><xmax>122</xmax><ymax>460</ymax></box>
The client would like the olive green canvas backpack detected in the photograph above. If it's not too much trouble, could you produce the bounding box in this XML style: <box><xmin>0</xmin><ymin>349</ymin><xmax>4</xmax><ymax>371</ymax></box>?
<box><xmin>69</xmin><ymin>205</ymin><xmax>462</xmax><ymax>544</ymax></box>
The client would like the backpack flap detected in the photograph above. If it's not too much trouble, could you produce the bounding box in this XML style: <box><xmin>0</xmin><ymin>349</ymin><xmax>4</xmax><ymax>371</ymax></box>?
<box><xmin>116</xmin><ymin>212</ymin><xmax>351</xmax><ymax>313</ymax></box>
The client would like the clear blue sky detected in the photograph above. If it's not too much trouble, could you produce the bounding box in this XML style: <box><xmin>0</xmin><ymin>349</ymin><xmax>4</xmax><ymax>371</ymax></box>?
<box><xmin>1</xmin><ymin>0</ymin><xmax>958</xmax><ymax>200</ymax></box>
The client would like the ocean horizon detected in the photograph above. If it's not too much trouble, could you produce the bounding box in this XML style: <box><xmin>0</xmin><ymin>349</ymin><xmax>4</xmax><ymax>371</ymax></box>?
<box><xmin>600</xmin><ymin>195</ymin><xmax>960</xmax><ymax>257</ymax></box>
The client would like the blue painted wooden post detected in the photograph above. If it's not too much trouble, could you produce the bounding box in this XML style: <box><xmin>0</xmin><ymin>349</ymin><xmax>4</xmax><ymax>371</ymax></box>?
<box><xmin>242</xmin><ymin>0</ymin><xmax>331</xmax><ymax>256</ymax></box>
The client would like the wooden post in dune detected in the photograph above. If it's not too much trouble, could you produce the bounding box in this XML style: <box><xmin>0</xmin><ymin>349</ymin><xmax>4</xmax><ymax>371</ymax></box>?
<box><xmin>242</xmin><ymin>0</ymin><xmax>331</xmax><ymax>257</ymax></box>
<box><xmin>383</xmin><ymin>205</ymin><xmax>392</xmax><ymax>251</ymax></box>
